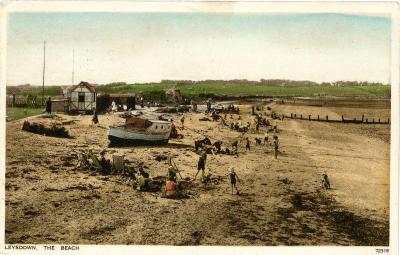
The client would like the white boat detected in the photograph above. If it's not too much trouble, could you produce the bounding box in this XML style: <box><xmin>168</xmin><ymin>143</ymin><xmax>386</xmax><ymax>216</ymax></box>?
<box><xmin>108</xmin><ymin>117</ymin><xmax>172</xmax><ymax>146</ymax></box>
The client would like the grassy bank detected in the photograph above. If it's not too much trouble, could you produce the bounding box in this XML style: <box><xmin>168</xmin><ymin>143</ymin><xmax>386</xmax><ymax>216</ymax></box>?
<box><xmin>96</xmin><ymin>83</ymin><xmax>391</xmax><ymax>98</ymax></box>
<box><xmin>6</xmin><ymin>86</ymin><xmax>63</xmax><ymax>97</ymax></box>
<box><xmin>6</xmin><ymin>83</ymin><xmax>391</xmax><ymax>100</ymax></box>
<box><xmin>6</xmin><ymin>107</ymin><xmax>44</xmax><ymax>121</ymax></box>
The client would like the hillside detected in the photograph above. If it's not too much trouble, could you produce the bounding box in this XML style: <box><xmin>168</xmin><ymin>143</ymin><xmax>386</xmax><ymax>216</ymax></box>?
<box><xmin>6</xmin><ymin>80</ymin><xmax>391</xmax><ymax>99</ymax></box>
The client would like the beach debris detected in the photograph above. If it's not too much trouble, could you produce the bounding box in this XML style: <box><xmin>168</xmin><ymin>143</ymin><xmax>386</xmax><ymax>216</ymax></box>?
<box><xmin>278</xmin><ymin>177</ymin><xmax>293</xmax><ymax>185</ymax></box>
<box><xmin>112</xmin><ymin>154</ymin><xmax>125</xmax><ymax>172</ymax></box>
<box><xmin>201</xmin><ymin>173</ymin><xmax>224</xmax><ymax>187</ymax></box>
<box><xmin>22</xmin><ymin>120</ymin><xmax>70</xmax><ymax>138</ymax></box>
<box><xmin>194</xmin><ymin>137</ymin><xmax>212</xmax><ymax>151</ymax></box>
<box><xmin>152</xmin><ymin>152</ymin><xmax>169</xmax><ymax>162</ymax></box>
<box><xmin>199</xmin><ymin>117</ymin><xmax>212</xmax><ymax>121</ymax></box>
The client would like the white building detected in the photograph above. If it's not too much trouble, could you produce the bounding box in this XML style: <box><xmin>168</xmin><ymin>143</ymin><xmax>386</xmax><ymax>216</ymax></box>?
<box><xmin>66</xmin><ymin>81</ymin><xmax>96</xmax><ymax>114</ymax></box>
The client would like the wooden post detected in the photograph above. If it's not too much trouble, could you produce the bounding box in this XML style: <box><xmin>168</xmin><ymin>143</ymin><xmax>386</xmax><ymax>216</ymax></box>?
<box><xmin>326</xmin><ymin>115</ymin><xmax>328</xmax><ymax>121</ymax></box>
<box><xmin>341</xmin><ymin>115</ymin><xmax>344</xmax><ymax>122</ymax></box>
<box><xmin>317</xmin><ymin>115</ymin><xmax>319</xmax><ymax>120</ymax></box>
<box><xmin>378</xmin><ymin>118</ymin><xmax>380</xmax><ymax>123</ymax></box>
<box><xmin>294</xmin><ymin>114</ymin><xmax>297</xmax><ymax>118</ymax></box>
<box><xmin>372</xmin><ymin>118</ymin><xmax>375</xmax><ymax>123</ymax></box>
<box><xmin>362</xmin><ymin>114</ymin><xmax>364</xmax><ymax>122</ymax></box>
<box><xmin>388</xmin><ymin>118</ymin><xmax>390</xmax><ymax>124</ymax></box>
<box><xmin>300</xmin><ymin>114</ymin><xmax>302</xmax><ymax>119</ymax></box>
<box><xmin>309</xmin><ymin>115</ymin><xmax>311</xmax><ymax>121</ymax></box>
<box><xmin>291</xmin><ymin>113</ymin><xmax>293</xmax><ymax>118</ymax></box>
<box><xmin>366</xmin><ymin>118</ymin><xmax>368</xmax><ymax>123</ymax></box>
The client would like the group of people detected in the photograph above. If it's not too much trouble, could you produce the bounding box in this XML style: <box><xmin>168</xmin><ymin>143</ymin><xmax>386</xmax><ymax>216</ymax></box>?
<box><xmin>242</xmin><ymin>135</ymin><xmax>279</xmax><ymax>158</ymax></box>
<box><xmin>192</xmin><ymin>150</ymin><xmax>241</xmax><ymax>194</ymax></box>
<box><xmin>145</xmin><ymin>102</ymin><xmax>282</xmax><ymax>199</ymax></box>
<box><xmin>225</xmin><ymin>104</ymin><xmax>240</xmax><ymax>114</ymax></box>
<box><xmin>159</xmin><ymin>147</ymin><xmax>241</xmax><ymax>199</ymax></box>
<box><xmin>110</xmin><ymin>97</ymin><xmax>145</xmax><ymax>113</ymax></box>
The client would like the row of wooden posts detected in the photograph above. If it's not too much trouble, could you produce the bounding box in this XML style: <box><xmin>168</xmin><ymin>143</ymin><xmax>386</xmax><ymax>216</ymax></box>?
<box><xmin>286</xmin><ymin>113</ymin><xmax>390</xmax><ymax>124</ymax></box>
<box><xmin>6</xmin><ymin>95</ymin><xmax>44</xmax><ymax>107</ymax></box>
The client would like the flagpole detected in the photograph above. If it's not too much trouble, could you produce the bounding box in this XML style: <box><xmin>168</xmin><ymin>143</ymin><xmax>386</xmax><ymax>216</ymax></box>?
<box><xmin>42</xmin><ymin>40</ymin><xmax>46</xmax><ymax>105</ymax></box>
<box><xmin>72</xmin><ymin>48</ymin><xmax>75</xmax><ymax>85</ymax></box>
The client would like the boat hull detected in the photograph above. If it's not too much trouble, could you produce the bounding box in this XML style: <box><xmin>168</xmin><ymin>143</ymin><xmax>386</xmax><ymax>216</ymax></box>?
<box><xmin>108</xmin><ymin>126</ymin><xmax>170</xmax><ymax>147</ymax></box>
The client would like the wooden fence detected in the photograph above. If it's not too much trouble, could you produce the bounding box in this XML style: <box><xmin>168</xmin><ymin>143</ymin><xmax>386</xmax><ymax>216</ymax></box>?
<box><xmin>6</xmin><ymin>95</ymin><xmax>44</xmax><ymax>107</ymax></box>
<box><xmin>285</xmin><ymin>113</ymin><xmax>390</xmax><ymax>124</ymax></box>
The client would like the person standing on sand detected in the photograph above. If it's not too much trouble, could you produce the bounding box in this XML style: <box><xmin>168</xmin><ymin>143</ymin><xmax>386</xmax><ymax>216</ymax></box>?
<box><xmin>194</xmin><ymin>151</ymin><xmax>207</xmax><ymax>180</ymax></box>
<box><xmin>264</xmin><ymin>134</ymin><xmax>269</xmax><ymax>146</ymax></box>
<box><xmin>245</xmin><ymin>137</ymin><xmax>251</xmax><ymax>151</ymax></box>
<box><xmin>45</xmin><ymin>97</ymin><xmax>52</xmax><ymax>114</ymax></box>
<box><xmin>181</xmin><ymin>115</ymin><xmax>185</xmax><ymax>129</ymax></box>
<box><xmin>273</xmin><ymin>135</ymin><xmax>279</xmax><ymax>159</ymax></box>
<box><xmin>206</xmin><ymin>100</ymin><xmax>212</xmax><ymax>112</ymax></box>
<box><xmin>227</xmin><ymin>167</ymin><xmax>240</xmax><ymax>194</ymax></box>
<box><xmin>111</xmin><ymin>100</ymin><xmax>117</xmax><ymax>112</ymax></box>
<box><xmin>92</xmin><ymin>110</ymin><xmax>99</xmax><ymax>125</ymax></box>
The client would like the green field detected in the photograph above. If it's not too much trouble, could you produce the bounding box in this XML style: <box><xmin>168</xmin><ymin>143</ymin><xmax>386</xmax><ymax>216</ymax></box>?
<box><xmin>7</xmin><ymin>85</ymin><xmax>62</xmax><ymax>97</ymax></box>
<box><xmin>6</xmin><ymin>82</ymin><xmax>391</xmax><ymax>101</ymax></box>
<box><xmin>6</xmin><ymin>107</ymin><xmax>44</xmax><ymax>121</ymax></box>
<box><xmin>96</xmin><ymin>82</ymin><xmax>391</xmax><ymax>98</ymax></box>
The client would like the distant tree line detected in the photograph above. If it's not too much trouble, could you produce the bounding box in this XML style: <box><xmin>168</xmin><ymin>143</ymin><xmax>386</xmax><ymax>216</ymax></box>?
<box><xmin>6</xmin><ymin>79</ymin><xmax>389</xmax><ymax>97</ymax></box>
<box><xmin>104</xmin><ymin>82</ymin><xmax>127</xmax><ymax>86</ymax></box>
<box><xmin>160</xmin><ymin>79</ymin><xmax>388</xmax><ymax>87</ymax></box>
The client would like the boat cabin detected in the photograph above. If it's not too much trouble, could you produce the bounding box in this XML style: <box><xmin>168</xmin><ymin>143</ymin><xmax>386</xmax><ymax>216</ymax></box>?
<box><xmin>125</xmin><ymin>117</ymin><xmax>171</xmax><ymax>132</ymax></box>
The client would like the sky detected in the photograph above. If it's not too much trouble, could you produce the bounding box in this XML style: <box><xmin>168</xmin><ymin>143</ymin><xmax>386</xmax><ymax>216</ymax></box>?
<box><xmin>6</xmin><ymin>12</ymin><xmax>391</xmax><ymax>86</ymax></box>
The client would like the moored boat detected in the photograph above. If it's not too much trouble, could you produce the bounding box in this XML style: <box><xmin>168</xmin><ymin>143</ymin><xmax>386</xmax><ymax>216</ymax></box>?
<box><xmin>108</xmin><ymin>117</ymin><xmax>172</xmax><ymax>146</ymax></box>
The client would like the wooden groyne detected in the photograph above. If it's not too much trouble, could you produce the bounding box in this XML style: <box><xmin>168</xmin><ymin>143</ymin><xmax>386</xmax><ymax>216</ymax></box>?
<box><xmin>285</xmin><ymin>113</ymin><xmax>390</xmax><ymax>125</ymax></box>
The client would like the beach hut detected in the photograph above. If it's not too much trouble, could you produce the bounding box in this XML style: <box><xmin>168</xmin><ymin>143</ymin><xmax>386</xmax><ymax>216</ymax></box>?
<box><xmin>51</xmin><ymin>97</ymin><xmax>69</xmax><ymax>113</ymax></box>
<box><xmin>67</xmin><ymin>81</ymin><xmax>96</xmax><ymax>114</ymax></box>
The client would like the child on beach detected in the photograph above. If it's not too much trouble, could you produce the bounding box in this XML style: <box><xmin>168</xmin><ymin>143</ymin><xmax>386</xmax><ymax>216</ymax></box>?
<box><xmin>227</xmin><ymin>167</ymin><xmax>240</xmax><ymax>195</ymax></box>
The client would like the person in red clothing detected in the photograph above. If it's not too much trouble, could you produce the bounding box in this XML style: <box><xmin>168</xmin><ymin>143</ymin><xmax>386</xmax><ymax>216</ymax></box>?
<box><xmin>164</xmin><ymin>176</ymin><xmax>176</xmax><ymax>198</ymax></box>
